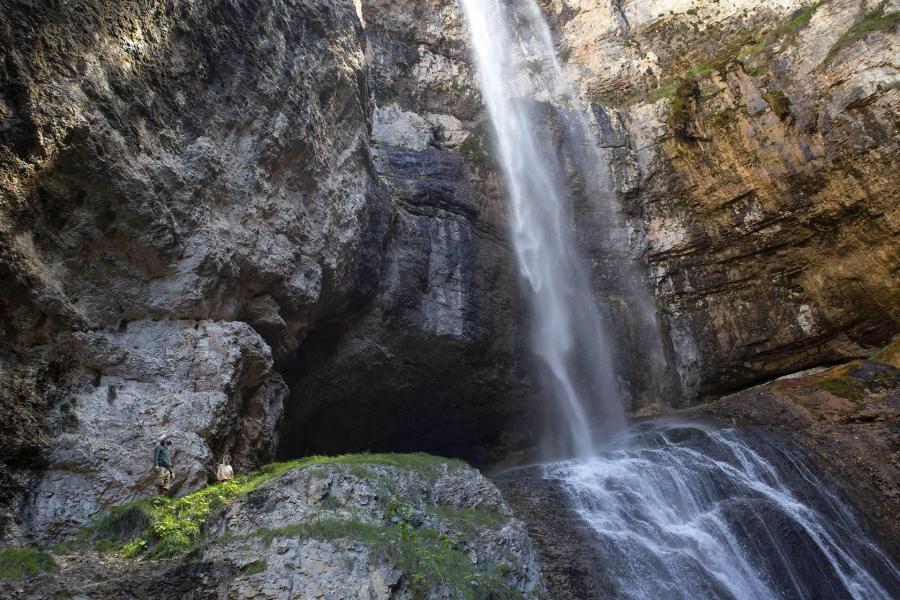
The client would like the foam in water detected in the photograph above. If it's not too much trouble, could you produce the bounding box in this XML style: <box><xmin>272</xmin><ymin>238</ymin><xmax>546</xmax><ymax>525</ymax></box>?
<box><xmin>460</xmin><ymin>0</ymin><xmax>900</xmax><ymax>597</ymax></box>
<box><xmin>544</xmin><ymin>422</ymin><xmax>900</xmax><ymax>599</ymax></box>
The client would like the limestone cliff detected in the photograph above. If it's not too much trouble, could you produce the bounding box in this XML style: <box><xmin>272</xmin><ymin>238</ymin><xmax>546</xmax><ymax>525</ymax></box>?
<box><xmin>542</xmin><ymin>0</ymin><xmax>899</xmax><ymax>400</ymax></box>
<box><xmin>0</xmin><ymin>0</ymin><xmax>384</xmax><ymax>542</ymax></box>
<box><xmin>1</xmin><ymin>0</ymin><xmax>898</xmax><ymax>555</ymax></box>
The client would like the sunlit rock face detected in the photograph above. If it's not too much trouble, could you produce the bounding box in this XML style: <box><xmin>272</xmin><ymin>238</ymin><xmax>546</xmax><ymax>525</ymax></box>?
<box><xmin>18</xmin><ymin>320</ymin><xmax>286</xmax><ymax>544</ymax></box>
<box><xmin>2</xmin><ymin>460</ymin><xmax>545</xmax><ymax>599</ymax></box>
<box><xmin>541</xmin><ymin>0</ymin><xmax>899</xmax><ymax>400</ymax></box>
<box><xmin>0</xmin><ymin>0</ymin><xmax>385</xmax><ymax>542</ymax></box>
<box><xmin>359</xmin><ymin>0</ymin><xmax>899</xmax><ymax>410</ymax></box>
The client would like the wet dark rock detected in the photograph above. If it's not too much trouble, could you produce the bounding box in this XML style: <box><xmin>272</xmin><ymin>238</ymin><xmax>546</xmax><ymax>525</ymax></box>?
<box><xmin>278</xmin><ymin>144</ymin><xmax>535</xmax><ymax>464</ymax></box>
<box><xmin>495</xmin><ymin>469</ymin><xmax>616</xmax><ymax>600</ymax></box>
<box><xmin>686</xmin><ymin>343</ymin><xmax>900</xmax><ymax>558</ymax></box>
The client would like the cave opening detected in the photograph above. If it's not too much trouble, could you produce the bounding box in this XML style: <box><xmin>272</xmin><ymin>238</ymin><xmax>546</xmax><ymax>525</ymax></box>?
<box><xmin>273</xmin><ymin>318</ymin><xmax>538</xmax><ymax>467</ymax></box>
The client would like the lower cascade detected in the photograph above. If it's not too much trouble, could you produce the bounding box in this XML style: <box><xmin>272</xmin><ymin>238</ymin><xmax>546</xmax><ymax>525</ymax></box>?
<box><xmin>460</xmin><ymin>0</ymin><xmax>900</xmax><ymax>598</ymax></box>
<box><xmin>542</xmin><ymin>422</ymin><xmax>899</xmax><ymax>599</ymax></box>
<box><xmin>3</xmin><ymin>1</ymin><xmax>900</xmax><ymax>598</ymax></box>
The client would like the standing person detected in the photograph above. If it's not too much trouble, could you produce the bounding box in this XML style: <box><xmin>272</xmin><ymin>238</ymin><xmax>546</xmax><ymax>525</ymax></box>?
<box><xmin>216</xmin><ymin>454</ymin><xmax>234</xmax><ymax>482</ymax></box>
<box><xmin>153</xmin><ymin>435</ymin><xmax>174</xmax><ymax>495</ymax></box>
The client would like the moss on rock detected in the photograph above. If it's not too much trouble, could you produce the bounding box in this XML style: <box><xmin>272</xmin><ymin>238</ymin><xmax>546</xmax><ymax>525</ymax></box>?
<box><xmin>0</xmin><ymin>547</ymin><xmax>56</xmax><ymax>581</ymax></box>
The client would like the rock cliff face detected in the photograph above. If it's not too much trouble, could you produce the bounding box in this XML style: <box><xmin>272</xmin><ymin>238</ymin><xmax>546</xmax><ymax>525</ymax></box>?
<box><xmin>0</xmin><ymin>0</ymin><xmax>384</xmax><ymax>542</ymax></box>
<box><xmin>1</xmin><ymin>0</ymin><xmax>898</xmax><ymax>556</ymax></box>
<box><xmin>351</xmin><ymin>0</ymin><xmax>900</xmax><ymax>411</ymax></box>
<box><xmin>540</xmin><ymin>0</ymin><xmax>899</xmax><ymax>400</ymax></box>
<box><xmin>1</xmin><ymin>458</ymin><xmax>544</xmax><ymax>599</ymax></box>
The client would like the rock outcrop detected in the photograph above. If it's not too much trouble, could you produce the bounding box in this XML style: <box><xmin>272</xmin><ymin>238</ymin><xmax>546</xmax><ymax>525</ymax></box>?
<box><xmin>1</xmin><ymin>0</ymin><xmax>384</xmax><ymax>542</ymax></box>
<box><xmin>687</xmin><ymin>338</ymin><xmax>900</xmax><ymax>558</ymax></box>
<box><xmin>541</xmin><ymin>0</ymin><xmax>899</xmax><ymax>400</ymax></box>
<box><xmin>2</xmin><ymin>457</ymin><xmax>544</xmax><ymax>599</ymax></box>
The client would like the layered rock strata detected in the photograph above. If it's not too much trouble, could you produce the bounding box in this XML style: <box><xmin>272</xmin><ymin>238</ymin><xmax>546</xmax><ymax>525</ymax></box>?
<box><xmin>0</xmin><ymin>0</ymin><xmax>384</xmax><ymax>542</ymax></box>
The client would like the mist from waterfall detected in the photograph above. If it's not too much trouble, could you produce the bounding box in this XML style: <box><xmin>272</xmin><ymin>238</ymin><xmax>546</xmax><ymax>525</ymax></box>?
<box><xmin>460</xmin><ymin>0</ymin><xmax>900</xmax><ymax>597</ymax></box>
<box><xmin>459</xmin><ymin>0</ymin><xmax>626</xmax><ymax>458</ymax></box>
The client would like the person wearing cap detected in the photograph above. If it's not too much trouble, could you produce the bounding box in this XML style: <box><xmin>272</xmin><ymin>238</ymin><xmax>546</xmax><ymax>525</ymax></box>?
<box><xmin>153</xmin><ymin>435</ymin><xmax>174</xmax><ymax>495</ymax></box>
<box><xmin>216</xmin><ymin>455</ymin><xmax>234</xmax><ymax>482</ymax></box>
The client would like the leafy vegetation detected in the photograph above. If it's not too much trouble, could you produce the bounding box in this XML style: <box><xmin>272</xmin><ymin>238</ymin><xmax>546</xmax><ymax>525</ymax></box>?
<box><xmin>737</xmin><ymin>2</ymin><xmax>820</xmax><ymax>63</ymax></box>
<box><xmin>825</xmin><ymin>1</ymin><xmax>899</xmax><ymax>64</ymax></box>
<box><xmin>0</xmin><ymin>547</ymin><xmax>56</xmax><ymax>580</ymax></box>
<box><xmin>240</xmin><ymin>559</ymin><xmax>268</xmax><ymax>576</ymax></box>
<box><xmin>64</xmin><ymin>452</ymin><xmax>464</xmax><ymax>558</ymax></box>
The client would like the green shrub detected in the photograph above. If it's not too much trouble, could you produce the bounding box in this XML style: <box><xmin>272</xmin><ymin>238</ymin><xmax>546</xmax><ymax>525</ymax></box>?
<box><xmin>826</xmin><ymin>1</ymin><xmax>899</xmax><ymax>64</ymax></box>
<box><xmin>0</xmin><ymin>547</ymin><xmax>56</xmax><ymax>580</ymax></box>
<box><xmin>64</xmin><ymin>453</ymin><xmax>465</xmax><ymax>558</ymax></box>
<box><xmin>241</xmin><ymin>560</ymin><xmax>267</xmax><ymax>576</ymax></box>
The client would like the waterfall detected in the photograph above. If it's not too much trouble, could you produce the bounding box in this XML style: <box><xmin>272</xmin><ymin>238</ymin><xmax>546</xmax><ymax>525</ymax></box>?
<box><xmin>460</xmin><ymin>0</ymin><xmax>900</xmax><ymax>597</ymax></box>
<box><xmin>543</xmin><ymin>422</ymin><xmax>900</xmax><ymax>599</ymax></box>
<box><xmin>459</xmin><ymin>0</ymin><xmax>625</xmax><ymax>458</ymax></box>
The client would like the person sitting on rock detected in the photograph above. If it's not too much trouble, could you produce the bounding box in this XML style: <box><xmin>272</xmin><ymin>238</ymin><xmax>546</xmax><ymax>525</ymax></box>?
<box><xmin>153</xmin><ymin>435</ymin><xmax>174</xmax><ymax>495</ymax></box>
<box><xmin>216</xmin><ymin>454</ymin><xmax>234</xmax><ymax>482</ymax></box>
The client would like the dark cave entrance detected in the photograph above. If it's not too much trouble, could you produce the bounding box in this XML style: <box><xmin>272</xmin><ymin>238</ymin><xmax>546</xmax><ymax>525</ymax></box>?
<box><xmin>273</xmin><ymin>320</ymin><xmax>539</xmax><ymax>467</ymax></box>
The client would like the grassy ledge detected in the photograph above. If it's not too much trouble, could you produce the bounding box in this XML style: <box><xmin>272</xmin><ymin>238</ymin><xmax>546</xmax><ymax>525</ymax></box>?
<box><xmin>0</xmin><ymin>547</ymin><xmax>56</xmax><ymax>581</ymax></box>
<box><xmin>59</xmin><ymin>452</ymin><xmax>464</xmax><ymax>559</ymax></box>
<box><xmin>825</xmin><ymin>1</ymin><xmax>899</xmax><ymax>64</ymax></box>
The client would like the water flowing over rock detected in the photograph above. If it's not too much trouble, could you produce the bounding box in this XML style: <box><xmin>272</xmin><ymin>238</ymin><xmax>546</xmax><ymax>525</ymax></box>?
<box><xmin>0</xmin><ymin>0</ymin><xmax>898</xmax><ymax>597</ymax></box>
<box><xmin>460</xmin><ymin>0</ymin><xmax>629</xmax><ymax>457</ymax></box>
<box><xmin>460</xmin><ymin>1</ymin><xmax>900</xmax><ymax>598</ymax></box>
<box><xmin>501</xmin><ymin>421</ymin><xmax>900</xmax><ymax>599</ymax></box>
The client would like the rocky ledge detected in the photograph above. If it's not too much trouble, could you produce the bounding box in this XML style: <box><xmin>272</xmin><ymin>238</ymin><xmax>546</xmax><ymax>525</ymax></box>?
<box><xmin>0</xmin><ymin>454</ymin><xmax>544</xmax><ymax>599</ymax></box>
<box><xmin>687</xmin><ymin>337</ymin><xmax>900</xmax><ymax>558</ymax></box>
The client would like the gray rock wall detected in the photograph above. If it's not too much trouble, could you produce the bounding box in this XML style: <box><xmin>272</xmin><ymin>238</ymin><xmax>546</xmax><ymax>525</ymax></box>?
<box><xmin>0</xmin><ymin>0</ymin><xmax>385</xmax><ymax>542</ymax></box>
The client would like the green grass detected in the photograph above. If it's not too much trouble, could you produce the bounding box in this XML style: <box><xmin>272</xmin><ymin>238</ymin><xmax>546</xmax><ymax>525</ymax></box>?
<box><xmin>738</xmin><ymin>2</ymin><xmax>820</xmax><ymax>62</ymax></box>
<box><xmin>66</xmin><ymin>452</ymin><xmax>464</xmax><ymax>558</ymax></box>
<box><xmin>429</xmin><ymin>504</ymin><xmax>510</xmax><ymax>535</ymax></box>
<box><xmin>0</xmin><ymin>547</ymin><xmax>56</xmax><ymax>580</ymax></box>
<box><xmin>817</xmin><ymin>377</ymin><xmax>866</xmax><ymax>401</ymax></box>
<box><xmin>250</xmin><ymin>517</ymin><xmax>522</xmax><ymax>600</ymax></box>
<box><xmin>825</xmin><ymin>1</ymin><xmax>899</xmax><ymax>64</ymax></box>
<box><xmin>240</xmin><ymin>559</ymin><xmax>267</xmax><ymax>576</ymax></box>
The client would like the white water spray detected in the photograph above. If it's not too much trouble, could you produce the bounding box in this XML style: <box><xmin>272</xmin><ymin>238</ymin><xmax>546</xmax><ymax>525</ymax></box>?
<box><xmin>459</xmin><ymin>0</ymin><xmax>625</xmax><ymax>458</ymax></box>
<box><xmin>460</xmin><ymin>0</ymin><xmax>900</xmax><ymax>597</ymax></box>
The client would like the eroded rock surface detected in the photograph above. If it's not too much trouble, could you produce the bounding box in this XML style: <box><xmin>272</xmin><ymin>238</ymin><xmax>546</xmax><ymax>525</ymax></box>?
<box><xmin>3</xmin><ymin>459</ymin><xmax>544</xmax><ymax>599</ymax></box>
<box><xmin>1</xmin><ymin>0</ymin><xmax>384</xmax><ymax>542</ymax></box>
<box><xmin>544</xmin><ymin>0</ymin><xmax>900</xmax><ymax>399</ymax></box>
<box><xmin>18</xmin><ymin>320</ymin><xmax>286</xmax><ymax>544</ymax></box>
<box><xmin>687</xmin><ymin>338</ymin><xmax>900</xmax><ymax>557</ymax></box>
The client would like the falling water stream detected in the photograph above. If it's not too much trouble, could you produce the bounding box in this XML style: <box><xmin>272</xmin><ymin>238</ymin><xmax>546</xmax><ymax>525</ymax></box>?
<box><xmin>458</xmin><ymin>0</ymin><xmax>900</xmax><ymax>598</ymax></box>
